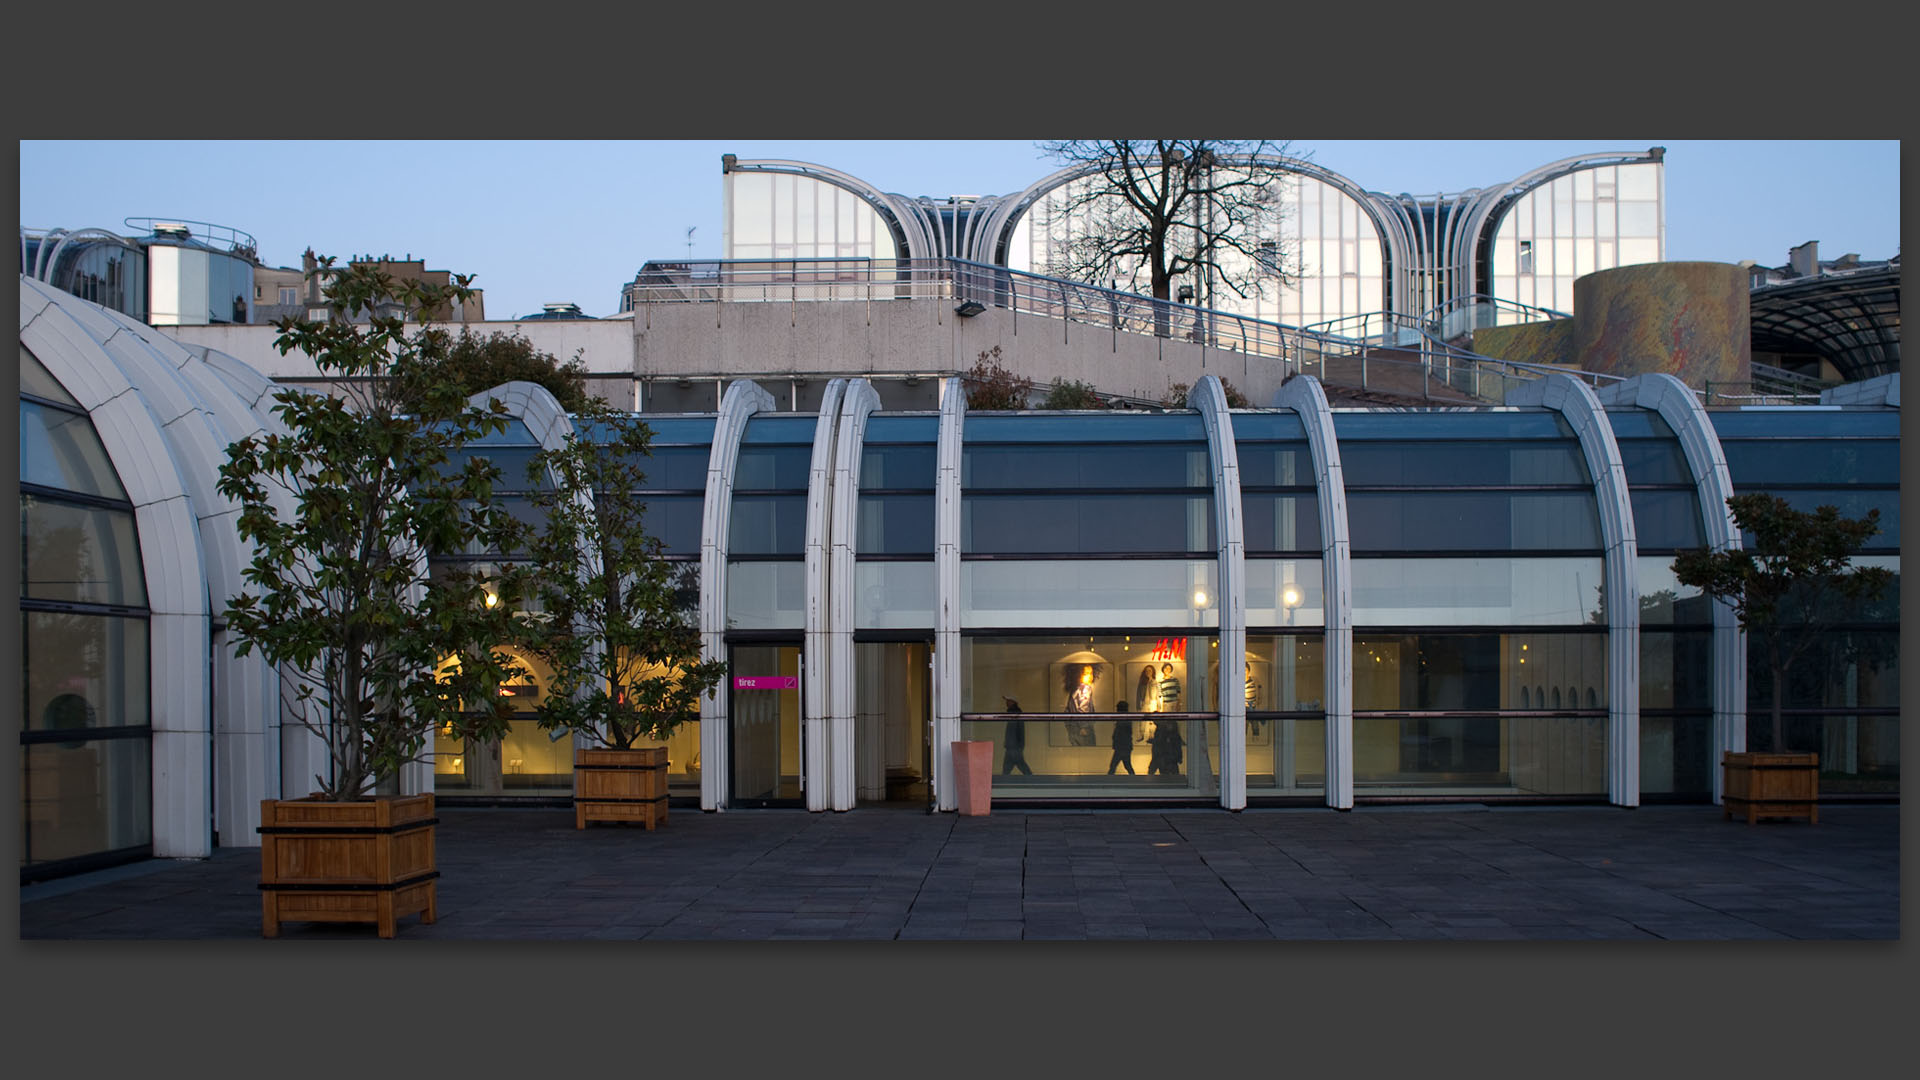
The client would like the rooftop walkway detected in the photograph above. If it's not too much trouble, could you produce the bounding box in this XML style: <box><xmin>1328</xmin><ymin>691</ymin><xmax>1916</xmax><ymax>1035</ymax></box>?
<box><xmin>19</xmin><ymin>804</ymin><xmax>1896</xmax><ymax>941</ymax></box>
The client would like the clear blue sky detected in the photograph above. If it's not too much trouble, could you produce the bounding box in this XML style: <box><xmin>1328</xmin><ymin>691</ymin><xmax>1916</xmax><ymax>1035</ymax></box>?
<box><xmin>19</xmin><ymin>140</ymin><xmax>1899</xmax><ymax>321</ymax></box>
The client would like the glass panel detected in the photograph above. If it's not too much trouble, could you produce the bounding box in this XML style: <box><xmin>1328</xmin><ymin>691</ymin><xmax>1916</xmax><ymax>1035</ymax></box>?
<box><xmin>1749</xmin><ymin>628</ymin><xmax>1900</xmax><ymax>713</ymax></box>
<box><xmin>1235</xmin><ymin>442</ymin><xmax>1314</xmax><ymax>487</ymax></box>
<box><xmin>1353</xmin><ymin>713</ymin><xmax>1608</xmax><ymax>795</ymax></box>
<box><xmin>964</xmin><ymin>634</ymin><xmax>1219</xmax><ymax>715</ymax></box>
<box><xmin>1352</xmin><ymin>558</ymin><xmax>1604</xmax><ymax>625</ymax></box>
<box><xmin>1602</xmin><ymin>408</ymin><xmax>1671</xmax><ymax>440</ymax></box>
<box><xmin>20</xmin><ymin>400</ymin><xmax>128</xmax><ymax>499</ymax></box>
<box><xmin>1640</xmin><ymin>713</ymin><xmax>1713</xmax><ymax>795</ymax></box>
<box><xmin>641</xmin><ymin>494</ymin><xmax>704</xmax><ymax>557</ymax></box>
<box><xmin>1244</xmin><ymin>559</ymin><xmax>1325</xmax><ymax>627</ymax></box>
<box><xmin>19</xmin><ymin>348</ymin><xmax>81</xmax><ymax>406</ymax></box>
<box><xmin>857</xmin><ymin>494</ymin><xmax>935</xmax><ymax>555</ymax></box>
<box><xmin>860</xmin><ymin>443</ymin><xmax>936</xmax><ymax>489</ymax></box>
<box><xmin>1346</xmin><ymin>492</ymin><xmax>1601</xmax><ymax>551</ymax></box>
<box><xmin>1808</xmin><ymin>715</ymin><xmax>1899</xmax><ymax>795</ymax></box>
<box><xmin>22</xmin><ymin>497</ymin><xmax>146</xmax><ymax>606</ymax></box>
<box><xmin>1708</xmin><ymin>410</ymin><xmax>1900</xmax><ymax>440</ymax></box>
<box><xmin>855</xmin><ymin>642</ymin><xmax>932</xmax><ymax>803</ymax></box>
<box><xmin>729</xmin><ymin>494</ymin><xmax>807</xmax><ymax>555</ymax></box>
<box><xmin>965</xmin><ymin>443</ymin><xmax>1210</xmax><ymax>488</ymax></box>
<box><xmin>1242</xmin><ymin>492</ymin><xmax>1321</xmax><ymax>553</ymax></box>
<box><xmin>725</xmin><ymin>561</ymin><xmax>806</xmax><ymax>630</ymax></box>
<box><xmin>1732</xmin><ymin>489</ymin><xmax>1899</xmax><ymax>549</ymax></box>
<box><xmin>1629</xmin><ymin>488</ymin><xmax>1705</xmax><ymax>550</ymax></box>
<box><xmin>1640</xmin><ymin>630</ymin><xmax>1711</xmax><ymax>709</ymax></box>
<box><xmin>730</xmin><ymin>644</ymin><xmax>802</xmax><ymax>803</ymax></box>
<box><xmin>1355</xmin><ymin>632</ymin><xmax>1606</xmax><ymax>711</ymax></box>
<box><xmin>1244</xmin><ymin>634</ymin><xmax>1325</xmax><ymax>711</ymax></box>
<box><xmin>632</xmin><ymin>445</ymin><xmax>713</xmax><ymax>491</ymax></box>
<box><xmin>732</xmin><ymin>445</ymin><xmax>812</xmax><ymax>490</ymax></box>
<box><xmin>963</xmin><ymin>413</ymin><xmax>1209</xmax><ymax>442</ymax></box>
<box><xmin>624</xmin><ymin>416</ymin><xmax>718</xmax><ymax>443</ymax></box>
<box><xmin>1614</xmin><ymin>439</ymin><xmax>1690</xmax><ymax>484</ymax></box>
<box><xmin>1339</xmin><ymin>441</ymin><xmax>1589</xmax><ymax>485</ymax></box>
<box><xmin>855</xmin><ymin>561</ymin><xmax>935</xmax><ymax>629</ymax></box>
<box><xmin>1244</xmin><ymin>715</ymin><xmax>1325</xmax><ymax>794</ymax></box>
<box><xmin>964</xmin><ymin>493</ymin><xmax>1213</xmax><ymax>554</ymax></box>
<box><xmin>1637</xmin><ymin>557</ymin><xmax>1714</xmax><ymax>625</ymax></box>
<box><xmin>1332</xmin><ymin>410</ymin><xmax>1569</xmax><ymax>441</ymax></box>
<box><xmin>23</xmin><ymin>736</ymin><xmax>151</xmax><ymax>866</ymax></box>
<box><xmin>961</xmin><ymin>560</ymin><xmax>1220</xmax><ymax>629</ymax></box>
<box><xmin>1718</xmin><ymin>440</ymin><xmax>1901</xmax><ymax>485</ymax></box>
<box><xmin>961</xmin><ymin>716</ymin><xmax>1221</xmax><ymax>798</ymax></box>
<box><xmin>24</xmin><ymin>611</ymin><xmax>149</xmax><ymax>731</ymax></box>
<box><xmin>1228</xmin><ymin>413</ymin><xmax>1308</xmax><ymax>441</ymax></box>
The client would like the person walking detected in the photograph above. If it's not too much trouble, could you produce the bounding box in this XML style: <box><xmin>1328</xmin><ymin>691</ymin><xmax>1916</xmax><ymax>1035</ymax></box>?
<box><xmin>1106</xmin><ymin>701</ymin><xmax>1136</xmax><ymax>776</ymax></box>
<box><xmin>1000</xmin><ymin>697</ymin><xmax>1032</xmax><ymax>776</ymax></box>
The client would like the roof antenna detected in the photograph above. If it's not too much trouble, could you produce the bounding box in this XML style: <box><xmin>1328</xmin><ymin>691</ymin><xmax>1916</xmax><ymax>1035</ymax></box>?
<box><xmin>686</xmin><ymin>226</ymin><xmax>696</xmax><ymax>262</ymax></box>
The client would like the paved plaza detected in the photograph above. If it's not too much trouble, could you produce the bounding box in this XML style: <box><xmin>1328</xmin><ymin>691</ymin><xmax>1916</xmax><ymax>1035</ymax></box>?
<box><xmin>18</xmin><ymin>803</ymin><xmax>1899</xmax><ymax>941</ymax></box>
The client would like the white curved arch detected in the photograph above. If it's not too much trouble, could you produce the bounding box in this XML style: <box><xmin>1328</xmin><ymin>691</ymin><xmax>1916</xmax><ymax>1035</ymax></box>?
<box><xmin>697</xmin><ymin>379</ymin><xmax>779</xmax><ymax>810</ymax></box>
<box><xmin>1191</xmin><ymin>375</ymin><xmax>1246</xmax><ymax>809</ymax></box>
<box><xmin>802</xmin><ymin>379</ymin><xmax>848</xmax><ymax>811</ymax></box>
<box><xmin>931</xmin><ymin>377</ymin><xmax>966</xmax><ymax>810</ymax></box>
<box><xmin>19</xmin><ymin>278</ymin><xmax>213</xmax><ymax>858</ymax></box>
<box><xmin>1507</xmin><ymin>371</ymin><xmax>1641</xmax><ymax>806</ymax></box>
<box><xmin>1596</xmin><ymin>373</ymin><xmax>1746</xmax><ymax>802</ymax></box>
<box><xmin>1273</xmin><ymin>374</ymin><xmax>1353</xmax><ymax>809</ymax></box>
<box><xmin>828</xmin><ymin>379</ymin><xmax>884</xmax><ymax>811</ymax></box>
<box><xmin>1452</xmin><ymin>150</ymin><xmax>1665</xmax><ymax>307</ymax></box>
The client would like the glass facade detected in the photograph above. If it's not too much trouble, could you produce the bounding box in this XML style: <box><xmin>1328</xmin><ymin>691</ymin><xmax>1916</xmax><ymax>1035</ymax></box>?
<box><xmin>1712</xmin><ymin>408</ymin><xmax>1900</xmax><ymax>793</ymax></box>
<box><xmin>146</xmin><ymin>241</ymin><xmax>254</xmax><ymax>325</ymax></box>
<box><xmin>20</xmin><ymin>348</ymin><xmax>153</xmax><ymax>878</ymax></box>
<box><xmin>1490</xmin><ymin>161</ymin><xmax>1664</xmax><ymax>317</ymax></box>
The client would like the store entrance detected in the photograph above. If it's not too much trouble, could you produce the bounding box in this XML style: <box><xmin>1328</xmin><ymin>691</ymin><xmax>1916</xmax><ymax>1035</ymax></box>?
<box><xmin>854</xmin><ymin>640</ymin><xmax>932</xmax><ymax>806</ymax></box>
<box><xmin>728</xmin><ymin>642</ymin><xmax>803</xmax><ymax>807</ymax></box>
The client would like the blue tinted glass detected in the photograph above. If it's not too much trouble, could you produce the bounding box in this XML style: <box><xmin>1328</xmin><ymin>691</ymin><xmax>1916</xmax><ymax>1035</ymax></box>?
<box><xmin>964</xmin><ymin>494</ymin><xmax>1214</xmax><ymax>554</ymax></box>
<box><xmin>1340</xmin><ymin>442</ymin><xmax>1590</xmax><ymax>486</ymax></box>
<box><xmin>1616</xmin><ymin>440</ymin><xmax>1692</xmax><ymax>485</ymax></box>
<box><xmin>1718</xmin><ymin>440</ymin><xmax>1900</xmax><ymax>486</ymax></box>
<box><xmin>964</xmin><ymin>413</ymin><xmax>1209</xmax><ymax>443</ymax></box>
<box><xmin>1732</xmin><ymin>489</ymin><xmax>1900</xmax><ymax>549</ymax></box>
<box><xmin>20</xmin><ymin>400</ymin><xmax>128</xmax><ymax>499</ymax></box>
<box><xmin>1242</xmin><ymin>493</ymin><xmax>1322</xmax><ymax>552</ymax></box>
<box><xmin>1347</xmin><ymin>492</ymin><xmax>1601</xmax><ymax>551</ymax></box>
<box><xmin>740</xmin><ymin>415</ymin><xmax>823</xmax><ymax>444</ymax></box>
<box><xmin>641</xmin><ymin>495</ymin><xmax>704</xmax><ymax>556</ymax></box>
<box><xmin>441</xmin><ymin>446</ymin><xmax>546</xmax><ymax>487</ymax></box>
<box><xmin>634</xmin><ymin>445</ymin><xmax>711</xmax><ymax>490</ymax></box>
<box><xmin>627</xmin><ymin>416</ymin><xmax>718</xmax><ymax>443</ymax></box>
<box><xmin>450</xmin><ymin>418</ymin><xmax>538</xmax><ymax>446</ymax></box>
<box><xmin>965</xmin><ymin>444</ymin><xmax>1210</xmax><ymax>489</ymax></box>
<box><xmin>858</xmin><ymin>494</ymin><xmax>935</xmax><ymax>554</ymax></box>
<box><xmin>729</xmin><ymin>494</ymin><xmax>807</xmax><ymax>555</ymax></box>
<box><xmin>1602</xmin><ymin>409</ymin><xmax>1675</xmax><ymax>439</ymax></box>
<box><xmin>1229</xmin><ymin>413</ymin><xmax>1308</xmax><ymax>440</ymax></box>
<box><xmin>1333</xmin><ymin>410</ymin><xmax>1571</xmax><ymax>440</ymax></box>
<box><xmin>861</xmin><ymin>444</ymin><xmax>936</xmax><ymax>489</ymax></box>
<box><xmin>863</xmin><ymin>416</ymin><xmax>938</xmax><ymax>442</ymax></box>
<box><xmin>1708</xmin><ymin>409</ymin><xmax>1900</xmax><ymax>439</ymax></box>
<box><xmin>1630</xmin><ymin>489</ymin><xmax>1705</xmax><ymax>550</ymax></box>
<box><xmin>734</xmin><ymin>445</ymin><xmax>813</xmax><ymax>490</ymax></box>
<box><xmin>1236</xmin><ymin>442</ymin><xmax>1315</xmax><ymax>487</ymax></box>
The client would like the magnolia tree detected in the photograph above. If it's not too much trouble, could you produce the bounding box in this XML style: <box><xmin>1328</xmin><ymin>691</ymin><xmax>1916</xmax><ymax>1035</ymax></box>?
<box><xmin>218</xmin><ymin>258</ymin><xmax>527</xmax><ymax>800</ymax></box>
<box><xmin>1672</xmin><ymin>493</ymin><xmax>1892</xmax><ymax>755</ymax></box>
<box><xmin>509</xmin><ymin>402</ymin><xmax>725</xmax><ymax>750</ymax></box>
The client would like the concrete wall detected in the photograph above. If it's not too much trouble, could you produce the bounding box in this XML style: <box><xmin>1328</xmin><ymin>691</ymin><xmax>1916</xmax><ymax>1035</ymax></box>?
<box><xmin>169</xmin><ymin>300</ymin><xmax>1294</xmax><ymax>413</ymax></box>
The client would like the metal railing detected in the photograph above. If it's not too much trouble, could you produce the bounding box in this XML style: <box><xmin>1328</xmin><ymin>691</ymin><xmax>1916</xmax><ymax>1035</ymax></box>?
<box><xmin>1419</xmin><ymin>293</ymin><xmax>1571</xmax><ymax>341</ymax></box>
<box><xmin>621</xmin><ymin>257</ymin><xmax>1635</xmax><ymax>405</ymax></box>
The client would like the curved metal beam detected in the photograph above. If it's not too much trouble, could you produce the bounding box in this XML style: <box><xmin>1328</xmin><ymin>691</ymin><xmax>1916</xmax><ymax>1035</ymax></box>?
<box><xmin>828</xmin><ymin>379</ymin><xmax>884</xmax><ymax>810</ymax></box>
<box><xmin>1191</xmin><ymin>375</ymin><xmax>1247</xmax><ymax>809</ymax></box>
<box><xmin>803</xmin><ymin>379</ymin><xmax>848</xmax><ymax>811</ymax></box>
<box><xmin>931</xmin><ymin>377</ymin><xmax>966</xmax><ymax>810</ymax></box>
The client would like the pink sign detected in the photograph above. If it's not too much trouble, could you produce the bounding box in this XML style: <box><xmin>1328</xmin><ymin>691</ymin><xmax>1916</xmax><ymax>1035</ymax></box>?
<box><xmin>734</xmin><ymin>676</ymin><xmax>798</xmax><ymax>690</ymax></box>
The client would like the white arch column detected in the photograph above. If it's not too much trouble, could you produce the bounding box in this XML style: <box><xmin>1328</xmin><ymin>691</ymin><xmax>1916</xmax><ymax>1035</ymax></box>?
<box><xmin>21</xmin><ymin>279</ymin><xmax>213</xmax><ymax>858</ymax></box>
<box><xmin>1507</xmin><ymin>372</ymin><xmax>1640</xmax><ymax>806</ymax></box>
<box><xmin>1596</xmin><ymin>373</ymin><xmax>1744</xmax><ymax>803</ymax></box>
<box><xmin>1191</xmin><ymin>376</ymin><xmax>1247</xmax><ymax>809</ymax></box>
<box><xmin>802</xmin><ymin>380</ymin><xmax>848</xmax><ymax>811</ymax></box>
<box><xmin>698</xmin><ymin>380</ymin><xmax>779</xmax><ymax>811</ymax></box>
<box><xmin>828</xmin><ymin>380</ymin><xmax>884</xmax><ymax>810</ymax></box>
<box><xmin>1273</xmin><ymin>375</ymin><xmax>1353</xmax><ymax>809</ymax></box>
<box><xmin>931</xmin><ymin>378</ymin><xmax>966</xmax><ymax>811</ymax></box>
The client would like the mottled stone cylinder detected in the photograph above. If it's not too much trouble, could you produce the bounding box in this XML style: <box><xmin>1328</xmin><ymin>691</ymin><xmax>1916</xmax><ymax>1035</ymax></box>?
<box><xmin>1574</xmin><ymin>262</ymin><xmax>1750</xmax><ymax>384</ymax></box>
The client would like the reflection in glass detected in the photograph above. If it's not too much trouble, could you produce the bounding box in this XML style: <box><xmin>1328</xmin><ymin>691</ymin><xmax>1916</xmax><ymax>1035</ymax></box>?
<box><xmin>1351</xmin><ymin>558</ymin><xmax>1605</xmax><ymax>625</ymax></box>
<box><xmin>22</xmin><ymin>737</ymin><xmax>152</xmax><ymax>866</ymax></box>
<box><xmin>24</xmin><ymin>611</ymin><xmax>149</xmax><ymax>731</ymax></box>
<box><xmin>726</xmin><ymin>561</ymin><xmax>807</xmax><ymax>630</ymax></box>
<box><xmin>960</xmin><ymin>717</ymin><xmax>1221</xmax><ymax>799</ymax></box>
<box><xmin>855</xmin><ymin>562</ymin><xmax>935</xmax><ymax>628</ymax></box>
<box><xmin>960</xmin><ymin>560</ymin><xmax>1219</xmax><ymax>629</ymax></box>
<box><xmin>22</xmin><ymin>497</ymin><xmax>147</xmax><ymax>606</ymax></box>
<box><xmin>1245</xmin><ymin>560</ymin><xmax>1325</xmax><ymax>627</ymax></box>
<box><xmin>20</xmin><ymin>400</ymin><xmax>128</xmax><ymax>499</ymax></box>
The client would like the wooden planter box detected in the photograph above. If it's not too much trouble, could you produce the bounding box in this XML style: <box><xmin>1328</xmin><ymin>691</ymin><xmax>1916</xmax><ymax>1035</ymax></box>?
<box><xmin>575</xmin><ymin>747</ymin><xmax>668</xmax><ymax>830</ymax></box>
<box><xmin>258</xmin><ymin>793</ymin><xmax>438</xmax><ymax>938</ymax></box>
<box><xmin>1722</xmin><ymin>751</ymin><xmax>1819</xmax><ymax>824</ymax></box>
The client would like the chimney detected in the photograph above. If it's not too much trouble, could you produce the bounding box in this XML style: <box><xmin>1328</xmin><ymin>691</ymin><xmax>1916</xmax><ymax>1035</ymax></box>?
<box><xmin>1788</xmin><ymin>240</ymin><xmax>1819</xmax><ymax>278</ymax></box>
